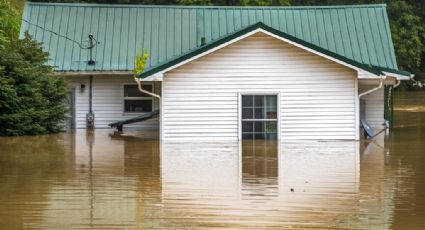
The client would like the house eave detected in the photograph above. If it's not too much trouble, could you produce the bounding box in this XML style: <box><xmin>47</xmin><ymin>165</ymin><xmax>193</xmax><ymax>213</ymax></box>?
<box><xmin>51</xmin><ymin>71</ymin><xmax>134</xmax><ymax>76</ymax></box>
<box><xmin>382</xmin><ymin>71</ymin><xmax>412</xmax><ymax>81</ymax></box>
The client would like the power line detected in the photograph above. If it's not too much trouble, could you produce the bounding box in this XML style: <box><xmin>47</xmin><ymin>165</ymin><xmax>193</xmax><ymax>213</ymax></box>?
<box><xmin>21</xmin><ymin>18</ymin><xmax>99</xmax><ymax>50</ymax></box>
<box><xmin>2</xmin><ymin>9</ymin><xmax>100</xmax><ymax>49</ymax></box>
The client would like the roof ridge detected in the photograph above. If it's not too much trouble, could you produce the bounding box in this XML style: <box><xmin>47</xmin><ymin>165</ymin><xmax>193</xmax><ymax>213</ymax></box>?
<box><xmin>25</xmin><ymin>2</ymin><xmax>387</xmax><ymax>9</ymax></box>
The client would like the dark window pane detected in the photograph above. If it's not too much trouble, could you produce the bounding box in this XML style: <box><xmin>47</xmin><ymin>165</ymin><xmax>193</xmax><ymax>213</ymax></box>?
<box><xmin>242</xmin><ymin>108</ymin><xmax>253</xmax><ymax>119</ymax></box>
<box><xmin>254</xmin><ymin>121</ymin><xmax>264</xmax><ymax>132</ymax></box>
<box><xmin>266</xmin><ymin>133</ymin><xmax>277</xmax><ymax>140</ymax></box>
<box><xmin>254</xmin><ymin>108</ymin><xmax>264</xmax><ymax>119</ymax></box>
<box><xmin>242</xmin><ymin>95</ymin><xmax>253</xmax><ymax>107</ymax></box>
<box><xmin>254</xmin><ymin>133</ymin><xmax>265</xmax><ymax>139</ymax></box>
<box><xmin>124</xmin><ymin>85</ymin><xmax>153</xmax><ymax>97</ymax></box>
<box><xmin>124</xmin><ymin>100</ymin><xmax>152</xmax><ymax>112</ymax></box>
<box><xmin>254</xmin><ymin>95</ymin><xmax>264</xmax><ymax>107</ymax></box>
<box><xmin>243</xmin><ymin>133</ymin><xmax>253</xmax><ymax>140</ymax></box>
<box><xmin>266</xmin><ymin>95</ymin><xmax>277</xmax><ymax>107</ymax></box>
<box><xmin>242</xmin><ymin>121</ymin><xmax>253</xmax><ymax>132</ymax></box>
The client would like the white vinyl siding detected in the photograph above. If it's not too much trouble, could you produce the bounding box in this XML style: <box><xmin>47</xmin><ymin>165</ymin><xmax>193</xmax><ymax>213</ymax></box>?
<box><xmin>359</xmin><ymin>80</ymin><xmax>385</xmax><ymax>130</ymax></box>
<box><xmin>67</xmin><ymin>75</ymin><xmax>160</xmax><ymax>129</ymax></box>
<box><xmin>162</xmin><ymin>32</ymin><xmax>357</xmax><ymax>141</ymax></box>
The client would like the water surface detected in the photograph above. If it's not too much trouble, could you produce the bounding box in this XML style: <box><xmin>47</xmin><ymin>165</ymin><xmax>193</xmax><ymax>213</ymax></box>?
<box><xmin>0</xmin><ymin>92</ymin><xmax>424</xmax><ymax>229</ymax></box>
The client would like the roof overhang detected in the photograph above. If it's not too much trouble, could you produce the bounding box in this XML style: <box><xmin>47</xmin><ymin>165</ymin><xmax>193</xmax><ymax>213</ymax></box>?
<box><xmin>139</xmin><ymin>22</ymin><xmax>411</xmax><ymax>81</ymax></box>
<box><xmin>382</xmin><ymin>72</ymin><xmax>411</xmax><ymax>81</ymax></box>
<box><xmin>375</xmin><ymin>67</ymin><xmax>413</xmax><ymax>81</ymax></box>
<box><xmin>51</xmin><ymin>71</ymin><xmax>134</xmax><ymax>76</ymax></box>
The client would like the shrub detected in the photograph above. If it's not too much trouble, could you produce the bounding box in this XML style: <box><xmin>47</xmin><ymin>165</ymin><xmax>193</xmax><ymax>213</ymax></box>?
<box><xmin>0</xmin><ymin>32</ymin><xmax>68</xmax><ymax>136</ymax></box>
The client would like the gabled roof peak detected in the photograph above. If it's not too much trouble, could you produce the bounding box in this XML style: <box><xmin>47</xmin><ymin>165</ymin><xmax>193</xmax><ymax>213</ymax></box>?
<box><xmin>140</xmin><ymin>22</ymin><xmax>410</xmax><ymax>79</ymax></box>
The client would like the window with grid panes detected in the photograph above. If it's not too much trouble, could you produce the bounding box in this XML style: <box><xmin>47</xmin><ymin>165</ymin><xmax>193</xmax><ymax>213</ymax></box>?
<box><xmin>242</xmin><ymin>95</ymin><xmax>277</xmax><ymax>140</ymax></box>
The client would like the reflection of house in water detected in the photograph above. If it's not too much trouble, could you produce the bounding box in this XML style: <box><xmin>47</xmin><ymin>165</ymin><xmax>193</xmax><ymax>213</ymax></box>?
<box><xmin>280</xmin><ymin>141</ymin><xmax>360</xmax><ymax>195</ymax></box>
<box><xmin>242</xmin><ymin>140</ymin><xmax>279</xmax><ymax>198</ymax></box>
<box><xmin>32</xmin><ymin>131</ymin><xmax>395</xmax><ymax>229</ymax></box>
<box><xmin>41</xmin><ymin>130</ymin><xmax>162</xmax><ymax>229</ymax></box>
<box><xmin>278</xmin><ymin>141</ymin><xmax>360</xmax><ymax>228</ymax></box>
<box><xmin>358</xmin><ymin>133</ymin><xmax>395</xmax><ymax>229</ymax></box>
<box><xmin>123</xmin><ymin>138</ymin><xmax>162</xmax><ymax>229</ymax></box>
<box><xmin>161</xmin><ymin>140</ymin><xmax>362</xmax><ymax>228</ymax></box>
<box><xmin>73</xmin><ymin>130</ymin><xmax>125</xmax><ymax>174</ymax></box>
<box><xmin>160</xmin><ymin>141</ymin><xmax>240</xmax><ymax>228</ymax></box>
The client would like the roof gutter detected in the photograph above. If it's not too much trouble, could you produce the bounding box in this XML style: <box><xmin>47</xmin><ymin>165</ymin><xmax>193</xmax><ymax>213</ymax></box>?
<box><xmin>359</xmin><ymin>75</ymin><xmax>386</xmax><ymax>98</ymax></box>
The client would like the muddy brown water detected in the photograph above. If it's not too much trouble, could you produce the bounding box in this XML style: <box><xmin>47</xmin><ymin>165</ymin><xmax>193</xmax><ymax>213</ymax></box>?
<box><xmin>0</xmin><ymin>92</ymin><xmax>424</xmax><ymax>229</ymax></box>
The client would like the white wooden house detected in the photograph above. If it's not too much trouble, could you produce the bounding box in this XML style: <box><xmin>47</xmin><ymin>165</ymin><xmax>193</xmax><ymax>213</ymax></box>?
<box><xmin>21</xmin><ymin>3</ymin><xmax>411</xmax><ymax>141</ymax></box>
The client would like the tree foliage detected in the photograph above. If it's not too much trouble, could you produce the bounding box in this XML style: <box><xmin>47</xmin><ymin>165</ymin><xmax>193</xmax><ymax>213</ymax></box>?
<box><xmin>134</xmin><ymin>50</ymin><xmax>149</xmax><ymax>75</ymax></box>
<box><xmin>388</xmin><ymin>1</ymin><xmax>424</xmax><ymax>79</ymax></box>
<box><xmin>239</xmin><ymin>0</ymin><xmax>290</xmax><ymax>6</ymax></box>
<box><xmin>0</xmin><ymin>1</ymin><xmax>68</xmax><ymax>136</ymax></box>
<box><xmin>0</xmin><ymin>0</ymin><xmax>20</xmax><ymax>48</ymax></box>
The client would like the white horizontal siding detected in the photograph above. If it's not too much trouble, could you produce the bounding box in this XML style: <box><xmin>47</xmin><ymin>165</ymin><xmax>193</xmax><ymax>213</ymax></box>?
<box><xmin>359</xmin><ymin>80</ymin><xmax>385</xmax><ymax>130</ymax></box>
<box><xmin>162</xmin><ymin>32</ymin><xmax>357</xmax><ymax>141</ymax></box>
<box><xmin>67</xmin><ymin>75</ymin><xmax>160</xmax><ymax>129</ymax></box>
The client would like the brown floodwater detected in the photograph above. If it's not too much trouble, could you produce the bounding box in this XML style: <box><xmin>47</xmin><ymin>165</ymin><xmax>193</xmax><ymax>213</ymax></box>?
<box><xmin>0</xmin><ymin>92</ymin><xmax>424</xmax><ymax>229</ymax></box>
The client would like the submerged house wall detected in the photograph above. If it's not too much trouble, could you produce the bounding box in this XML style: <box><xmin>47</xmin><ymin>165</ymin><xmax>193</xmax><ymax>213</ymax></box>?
<box><xmin>67</xmin><ymin>75</ymin><xmax>160</xmax><ymax>129</ymax></box>
<box><xmin>162</xmin><ymin>33</ymin><xmax>357</xmax><ymax>141</ymax></box>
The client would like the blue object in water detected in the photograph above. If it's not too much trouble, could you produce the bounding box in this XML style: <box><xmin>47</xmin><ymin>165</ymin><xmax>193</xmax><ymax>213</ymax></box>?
<box><xmin>361</xmin><ymin>119</ymin><xmax>374</xmax><ymax>138</ymax></box>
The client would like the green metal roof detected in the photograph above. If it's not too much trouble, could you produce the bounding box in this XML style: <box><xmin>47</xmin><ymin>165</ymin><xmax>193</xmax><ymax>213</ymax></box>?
<box><xmin>21</xmin><ymin>2</ymin><xmax>399</xmax><ymax>73</ymax></box>
<box><xmin>140</xmin><ymin>22</ymin><xmax>390</xmax><ymax>78</ymax></box>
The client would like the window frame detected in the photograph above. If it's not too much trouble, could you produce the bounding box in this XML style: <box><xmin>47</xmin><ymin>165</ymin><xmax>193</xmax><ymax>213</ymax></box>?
<box><xmin>122</xmin><ymin>83</ymin><xmax>154</xmax><ymax>114</ymax></box>
<box><xmin>238</xmin><ymin>92</ymin><xmax>280</xmax><ymax>141</ymax></box>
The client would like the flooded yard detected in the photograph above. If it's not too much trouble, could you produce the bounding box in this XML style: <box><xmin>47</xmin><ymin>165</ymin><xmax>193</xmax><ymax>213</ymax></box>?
<box><xmin>0</xmin><ymin>92</ymin><xmax>424</xmax><ymax>229</ymax></box>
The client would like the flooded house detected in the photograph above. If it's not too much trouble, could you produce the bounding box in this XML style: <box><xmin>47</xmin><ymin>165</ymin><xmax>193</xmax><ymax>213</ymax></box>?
<box><xmin>21</xmin><ymin>3</ymin><xmax>411</xmax><ymax>141</ymax></box>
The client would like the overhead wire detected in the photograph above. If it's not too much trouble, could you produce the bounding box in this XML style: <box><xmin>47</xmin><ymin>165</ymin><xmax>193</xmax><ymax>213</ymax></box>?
<box><xmin>21</xmin><ymin>18</ymin><xmax>99</xmax><ymax>50</ymax></box>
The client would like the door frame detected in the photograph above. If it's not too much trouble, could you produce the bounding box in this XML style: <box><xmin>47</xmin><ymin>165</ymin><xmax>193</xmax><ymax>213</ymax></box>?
<box><xmin>68</xmin><ymin>87</ymin><xmax>76</xmax><ymax>130</ymax></box>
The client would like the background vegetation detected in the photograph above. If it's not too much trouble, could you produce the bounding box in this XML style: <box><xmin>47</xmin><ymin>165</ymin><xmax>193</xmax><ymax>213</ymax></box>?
<box><xmin>0</xmin><ymin>0</ymin><xmax>68</xmax><ymax>136</ymax></box>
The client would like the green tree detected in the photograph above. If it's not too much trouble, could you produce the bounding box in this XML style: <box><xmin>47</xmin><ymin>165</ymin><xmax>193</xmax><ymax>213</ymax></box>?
<box><xmin>175</xmin><ymin>0</ymin><xmax>213</xmax><ymax>5</ymax></box>
<box><xmin>0</xmin><ymin>0</ymin><xmax>20</xmax><ymax>48</ymax></box>
<box><xmin>240</xmin><ymin>0</ymin><xmax>290</xmax><ymax>5</ymax></box>
<box><xmin>0</xmin><ymin>1</ymin><xmax>68</xmax><ymax>136</ymax></box>
<box><xmin>388</xmin><ymin>1</ymin><xmax>423</xmax><ymax>74</ymax></box>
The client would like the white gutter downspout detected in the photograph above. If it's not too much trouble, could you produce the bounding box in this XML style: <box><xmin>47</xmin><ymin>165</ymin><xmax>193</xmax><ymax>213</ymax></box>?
<box><xmin>358</xmin><ymin>75</ymin><xmax>386</xmax><ymax>98</ymax></box>
<box><xmin>393</xmin><ymin>79</ymin><xmax>401</xmax><ymax>89</ymax></box>
<box><xmin>134</xmin><ymin>76</ymin><xmax>161</xmax><ymax>99</ymax></box>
